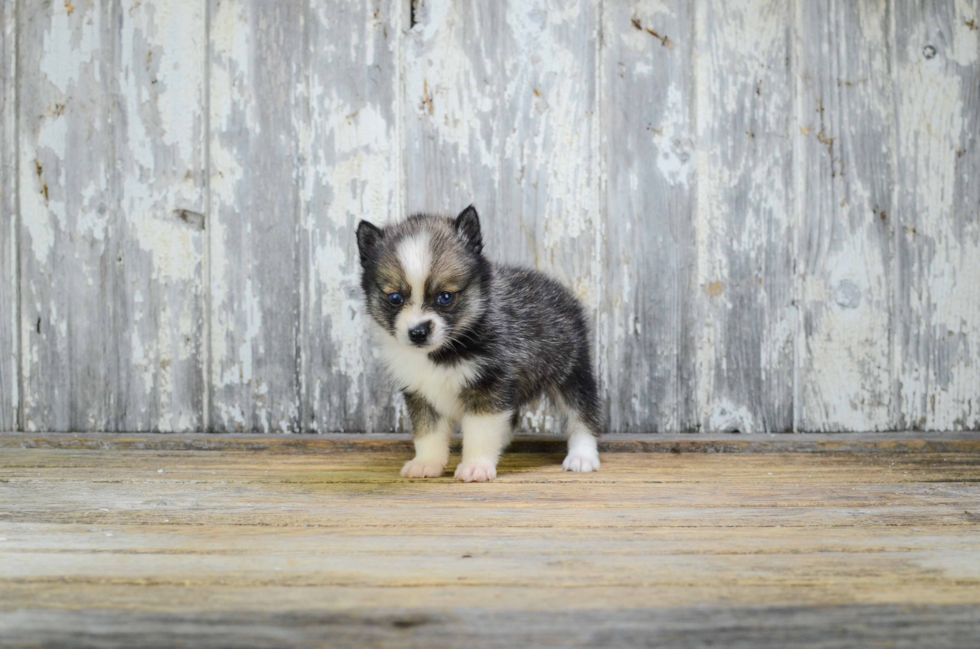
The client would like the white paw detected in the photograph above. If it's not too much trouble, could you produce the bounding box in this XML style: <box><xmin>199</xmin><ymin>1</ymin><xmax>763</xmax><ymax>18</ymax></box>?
<box><xmin>454</xmin><ymin>460</ymin><xmax>497</xmax><ymax>483</ymax></box>
<box><xmin>400</xmin><ymin>459</ymin><xmax>446</xmax><ymax>478</ymax></box>
<box><xmin>562</xmin><ymin>451</ymin><xmax>600</xmax><ymax>473</ymax></box>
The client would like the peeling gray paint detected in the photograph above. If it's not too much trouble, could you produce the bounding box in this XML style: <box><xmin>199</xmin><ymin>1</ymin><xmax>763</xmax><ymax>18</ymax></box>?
<box><xmin>2</xmin><ymin>0</ymin><xmax>979</xmax><ymax>433</ymax></box>
<box><xmin>0</xmin><ymin>0</ymin><xmax>16</xmax><ymax>430</ymax></box>
<box><xmin>796</xmin><ymin>0</ymin><xmax>895</xmax><ymax>431</ymax></box>
<box><xmin>302</xmin><ymin>0</ymin><xmax>402</xmax><ymax>433</ymax></box>
<box><xmin>601</xmin><ymin>0</ymin><xmax>697</xmax><ymax>433</ymax></box>
<box><xmin>18</xmin><ymin>0</ymin><xmax>206</xmax><ymax>432</ymax></box>
<box><xmin>894</xmin><ymin>0</ymin><xmax>980</xmax><ymax>431</ymax></box>
<box><xmin>208</xmin><ymin>0</ymin><xmax>305</xmax><ymax>433</ymax></box>
<box><xmin>695</xmin><ymin>0</ymin><xmax>796</xmax><ymax>434</ymax></box>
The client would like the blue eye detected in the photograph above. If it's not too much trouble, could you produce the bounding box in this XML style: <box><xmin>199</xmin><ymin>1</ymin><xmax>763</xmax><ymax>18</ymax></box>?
<box><xmin>436</xmin><ymin>291</ymin><xmax>455</xmax><ymax>306</ymax></box>
<box><xmin>387</xmin><ymin>292</ymin><xmax>404</xmax><ymax>306</ymax></box>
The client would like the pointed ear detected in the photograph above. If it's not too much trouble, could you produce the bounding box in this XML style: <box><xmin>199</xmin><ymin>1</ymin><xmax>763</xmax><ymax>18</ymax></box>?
<box><xmin>454</xmin><ymin>204</ymin><xmax>482</xmax><ymax>254</ymax></box>
<box><xmin>356</xmin><ymin>220</ymin><xmax>383</xmax><ymax>266</ymax></box>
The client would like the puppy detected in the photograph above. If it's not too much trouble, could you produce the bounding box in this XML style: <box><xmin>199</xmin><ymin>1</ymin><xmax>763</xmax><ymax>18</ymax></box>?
<box><xmin>356</xmin><ymin>206</ymin><xmax>601</xmax><ymax>482</ymax></box>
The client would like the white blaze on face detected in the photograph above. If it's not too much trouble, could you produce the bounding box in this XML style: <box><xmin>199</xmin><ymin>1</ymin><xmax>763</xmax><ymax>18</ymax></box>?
<box><xmin>397</xmin><ymin>231</ymin><xmax>431</xmax><ymax>299</ymax></box>
<box><xmin>394</xmin><ymin>232</ymin><xmax>446</xmax><ymax>349</ymax></box>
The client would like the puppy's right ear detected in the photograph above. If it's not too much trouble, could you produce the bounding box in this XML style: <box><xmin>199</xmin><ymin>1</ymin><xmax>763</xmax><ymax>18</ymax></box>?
<box><xmin>356</xmin><ymin>220</ymin><xmax>383</xmax><ymax>266</ymax></box>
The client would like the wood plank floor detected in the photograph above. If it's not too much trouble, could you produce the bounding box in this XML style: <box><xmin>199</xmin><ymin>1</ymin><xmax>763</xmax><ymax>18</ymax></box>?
<box><xmin>1</xmin><ymin>435</ymin><xmax>979</xmax><ymax>647</ymax></box>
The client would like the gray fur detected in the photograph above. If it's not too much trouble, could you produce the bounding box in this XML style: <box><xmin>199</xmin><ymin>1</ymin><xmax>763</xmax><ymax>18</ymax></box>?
<box><xmin>403</xmin><ymin>391</ymin><xmax>440</xmax><ymax>438</ymax></box>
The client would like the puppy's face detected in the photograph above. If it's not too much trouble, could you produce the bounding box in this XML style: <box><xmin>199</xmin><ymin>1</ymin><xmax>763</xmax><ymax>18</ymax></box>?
<box><xmin>356</xmin><ymin>206</ymin><xmax>486</xmax><ymax>354</ymax></box>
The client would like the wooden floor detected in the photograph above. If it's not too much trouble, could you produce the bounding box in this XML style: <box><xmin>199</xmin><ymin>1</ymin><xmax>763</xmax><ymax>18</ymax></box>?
<box><xmin>1</xmin><ymin>434</ymin><xmax>979</xmax><ymax>648</ymax></box>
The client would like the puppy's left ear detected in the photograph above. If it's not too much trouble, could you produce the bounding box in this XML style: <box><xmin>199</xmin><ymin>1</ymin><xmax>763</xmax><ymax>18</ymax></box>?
<box><xmin>454</xmin><ymin>204</ymin><xmax>483</xmax><ymax>254</ymax></box>
<box><xmin>356</xmin><ymin>220</ymin><xmax>383</xmax><ymax>266</ymax></box>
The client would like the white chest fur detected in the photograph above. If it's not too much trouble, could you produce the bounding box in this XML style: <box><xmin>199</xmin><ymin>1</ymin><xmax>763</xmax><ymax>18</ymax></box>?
<box><xmin>378</xmin><ymin>336</ymin><xmax>478</xmax><ymax>419</ymax></box>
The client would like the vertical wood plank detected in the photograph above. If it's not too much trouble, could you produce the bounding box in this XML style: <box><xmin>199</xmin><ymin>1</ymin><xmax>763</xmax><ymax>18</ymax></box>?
<box><xmin>404</xmin><ymin>0</ymin><xmax>600</xmax><ymax>432</ymax></box>
<box><xmin>19</xmin><ymin>0</ymin><xmax>206</xmax><ymax>432</ymax></box>
<box><xmin>0</xmin><ymin>0</ymin><xmax>15</xmax><ymax>430</ymax></box>
<box><xmin>600</xmin><ymin>1</ymin><xmax>696</xmax><ymax>432</ymax></box>
<box><xmin>302</xmin><ymin>0</ymin><xmax>402</xmax><ymax>432</ymax></box>
<box><xmin>796</xmin><ymin>0</ymin><xmax>896</xmax><ymax>431</ymax></box>
<box><xmin>19</xmin><ymin>1</ymin><xmax>117</xmax><ymax>431</ymax></box>
<box><xmin>694</xmin><ymin>0</ymin><xmax>795</xmax><ymax>433</ymax></box>
<box><xmin>114</xmin><ymin>0</ymin><xmax>207</xmax><ymax>431</ymax></box>
<box><xmin>894</xmin><ymin>0</ymin><xmax>980</xmax><ymax>430</ymax></box>
<box><xmin>209</xmin><ymin>1</ymin><xmax>304</xmax><ymax>432</ymax></box>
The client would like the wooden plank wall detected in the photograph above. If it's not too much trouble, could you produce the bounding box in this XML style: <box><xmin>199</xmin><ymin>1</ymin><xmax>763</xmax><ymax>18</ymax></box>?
<box><xmin>2</xmin><ymin>0</ymin><xmax>978</xmax><ymax>433</ymax></box>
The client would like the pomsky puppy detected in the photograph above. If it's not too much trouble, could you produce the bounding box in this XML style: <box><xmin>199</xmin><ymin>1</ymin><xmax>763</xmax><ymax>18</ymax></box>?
<box><xmin>356</xmin><ymin>206</ymin><xmax>602</xmax><ymax>482</ymax></box>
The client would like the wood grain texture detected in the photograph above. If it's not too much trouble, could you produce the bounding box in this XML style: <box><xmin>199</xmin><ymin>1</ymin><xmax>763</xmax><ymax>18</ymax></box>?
<box><xmin>302</xmin><ymin>0</ymin><xmax>402</xmax><ymax>433</ymax></box>
<box><xmin>894</xmin><ymin>0</ymin><xmax>980</xmax><ymax>431</ymax></box>
<box><xmin>114</xmin><ymin>0</ymin><xmax>207</xmax><ymax>431</ymax></box>
<box><xmin>18</xmin><ymin>0</ymin><xmax>114</xmax><ymax>431</ymax></box>
<box><xmin>796</xmin><ymin>0</ymin><xmax>896</xmax><ymax>431</ymax></box>
<box><xmin>404</xmin><ymin>0</ymin><xmax>601</xmax><ymax>432</ymax></box>
<box><xmin>1</xmin><ymin>445</ymin><xmax>979</xmax><ymax>646</ymax></box>
<box><xmin>694</xmin><ymin>0</ymin><xmax>796</xmax><ymax>432</ymax></box>
<box><xmin>601</xmin><ymin>1</ymin><xmax>696</xmax><ymax>432</ymax></box>
<box><xmin>0</xmin><ymin>0</ymin><xmax>15</xmax><ymax>430</ymax></box>
<box><xmin>17</xmin><ymin>0</ymin><xmax>206</xmax><ymax>432</ymax></box>
<box><xmin>4</xmin><ymin>606</ymin><xmax>979</xmax><ymax>649</ymax></box>
<box><xmin>208</xmin><ymin>0</ymin><xmax>305</xmax><ymax>432</ymax></box>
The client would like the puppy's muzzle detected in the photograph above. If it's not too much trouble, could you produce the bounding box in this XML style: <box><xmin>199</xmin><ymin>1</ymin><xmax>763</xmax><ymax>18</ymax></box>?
<box><xmin>408</xmin><ymin>321</ymin><xmax>432</xmax><ymax>346</ymax></box>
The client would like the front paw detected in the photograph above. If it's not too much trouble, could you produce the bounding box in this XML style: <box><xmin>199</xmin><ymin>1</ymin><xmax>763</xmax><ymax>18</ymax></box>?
<box><xmin>454</xmin><ymin>460</ymin><xmax>497</xmax><ymax>483</ymax></box>
<box><xmin>401</xmin><ymin>459</ymin><xmax>446</xmax><ymax>478</ymax></box>
<box><xmin>562</xmin><ymin>451</ymin><xmax>600</xmax><ymax>473</ymax></box>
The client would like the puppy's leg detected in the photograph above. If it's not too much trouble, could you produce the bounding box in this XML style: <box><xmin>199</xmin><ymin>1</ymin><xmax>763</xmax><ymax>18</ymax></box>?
<box><xmin>557</xmin><ymin>365</ymin><xmax>602</xmax><ymax>473</ymax></box>
<box><xmin>401</xmin><ymin>391</ymin><xmax>453</xmax><ymax>478</ymax></box>
<box><xmin>562</xmin><ymin>412</ymin><xmax>600</xmax><ymax>473</ymax></box>
<box><xmin>454</xmin><ymin>410</ymin><xmax>513</xmax><ymax>482</ymax></box>
<box><xmin>402</xmin><ymin>417</ymin><xmax>453</xmax><ymax>478</ymax></box>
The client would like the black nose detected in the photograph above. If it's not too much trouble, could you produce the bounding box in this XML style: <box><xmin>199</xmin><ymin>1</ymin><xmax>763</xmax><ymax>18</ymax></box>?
<box><xmin>408</xmin><ymin>321</ymin><xmax>432</xmax><ymax>344</ymax></box>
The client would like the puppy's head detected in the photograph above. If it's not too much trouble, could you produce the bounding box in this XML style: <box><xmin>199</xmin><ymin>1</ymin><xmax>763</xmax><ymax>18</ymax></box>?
<box><xmin>356</xmin><ymin>205</ymin><xmax>487</xmax><ymax>353</ymax></box>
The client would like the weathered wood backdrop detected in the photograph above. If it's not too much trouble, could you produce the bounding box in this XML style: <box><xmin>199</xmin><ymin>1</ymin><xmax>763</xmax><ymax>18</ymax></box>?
<box><xmin>0</xmin><ymin>0</ymin><xmax>978</xmax><ymax>434</ymax></box>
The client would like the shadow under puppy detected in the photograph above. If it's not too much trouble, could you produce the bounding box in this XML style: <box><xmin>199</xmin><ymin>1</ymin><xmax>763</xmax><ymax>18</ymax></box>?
<box><xmin>356</xmin><ymin>206</ymin><xmax>601</xmax><ymax>482</ymax></box>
